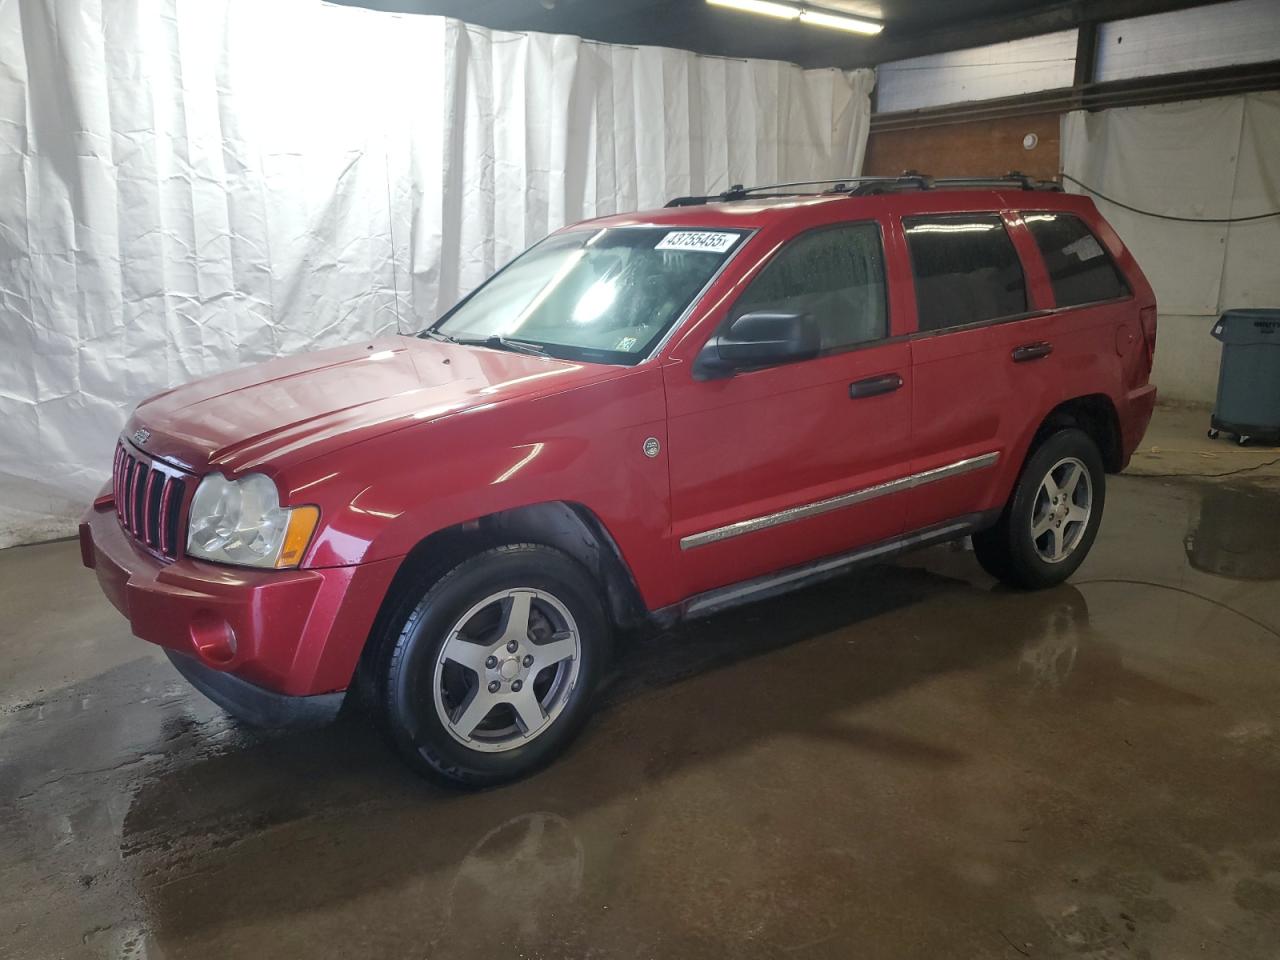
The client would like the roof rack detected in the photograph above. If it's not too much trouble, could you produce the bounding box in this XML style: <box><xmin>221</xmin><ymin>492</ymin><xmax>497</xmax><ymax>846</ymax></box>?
<box><xmin>665</xmin><ymin>177</ymin><xmax>897</xmax><ymax>207</ymax></box>
<box><xmin>871</xmin><ymin>170</ymin><xmax>1064</xmax><ymax>194</ymax></box>
<box><xmin>664</xmin><ymin>171</ymin><xmax>1062</xmax><ymax>207</ymax></box>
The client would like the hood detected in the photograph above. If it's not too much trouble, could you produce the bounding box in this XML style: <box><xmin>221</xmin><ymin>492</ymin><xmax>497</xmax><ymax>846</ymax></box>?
<box><xmin>130</xmin><ymin>337</ymin><xmax>615</xmax><ymax>475</ymax></box>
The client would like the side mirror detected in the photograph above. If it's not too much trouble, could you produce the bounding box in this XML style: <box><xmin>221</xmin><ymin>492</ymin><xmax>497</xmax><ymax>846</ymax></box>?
<box><xmin>694</xmin><ymin>311</ymin><xmax>821</xmax><ymax>378</ymax></box>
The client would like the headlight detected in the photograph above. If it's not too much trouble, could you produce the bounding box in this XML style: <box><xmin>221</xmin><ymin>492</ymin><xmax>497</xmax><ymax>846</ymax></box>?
<box><xmin>186</xmin><ymin>473</ymin><xmax>319</xmax><ymax>569</ymax></box>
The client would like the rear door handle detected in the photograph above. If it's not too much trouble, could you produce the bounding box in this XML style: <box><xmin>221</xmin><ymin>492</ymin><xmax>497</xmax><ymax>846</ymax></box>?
<box><xmin>1012</xmin><ymin>341</ymin><xmax>1054</xmax><ymax>362</ymax></box>
<box><xmin>849</xmin><ymin>373</ymin><xmax>903</xmax><ymax>399</ymax></box>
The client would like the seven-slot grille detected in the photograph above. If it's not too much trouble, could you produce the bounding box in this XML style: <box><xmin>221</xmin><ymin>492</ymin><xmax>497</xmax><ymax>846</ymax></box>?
<box><xmin>112</xmin><ymin>441</ymin><xmax>188</xmax><ymax>559</ymax></box>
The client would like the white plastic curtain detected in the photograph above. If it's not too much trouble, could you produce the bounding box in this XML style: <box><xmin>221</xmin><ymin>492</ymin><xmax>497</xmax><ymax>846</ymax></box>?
<box><xmin>1061</xmin><ymin>93</ymin><xmax>1280</xmax><ymax>403</ymax></box>
<box><xmin>0</xmin><ymin>0</ymin><xmax>875</xmax><ymax>548</ymax></box>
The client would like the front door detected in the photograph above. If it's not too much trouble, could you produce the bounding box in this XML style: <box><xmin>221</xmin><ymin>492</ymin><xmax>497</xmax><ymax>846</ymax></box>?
<box><xmin>663</xmin><ymin>220</ymin><xmax>915</xmax><ymax>599</ymax></box>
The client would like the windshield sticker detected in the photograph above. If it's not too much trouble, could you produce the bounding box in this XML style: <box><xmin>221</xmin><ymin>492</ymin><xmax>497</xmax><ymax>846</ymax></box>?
<box><xmin>655</xmin><ymin>231</ymin><xmax>738</xmax><ymax>254</ymax></box>
<box><xmin>1064</xmin><ymin>234</ymin><xmax>1104</xmax><ymax>262</ymax></box>
<box><xmin>615</xmin><ymin>336</ymin><xmax>639</xmax><ymax>351</ymax></box>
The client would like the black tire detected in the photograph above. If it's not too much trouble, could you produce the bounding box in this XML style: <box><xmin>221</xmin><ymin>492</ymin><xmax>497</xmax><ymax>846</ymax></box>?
<box><xmin>972</xmin><ymin>428</ymin><xmax>1106</xmax><ymax>589</ymax></box>
<box><xmin>374</xmin><ymin>543</ymin><xmax>611</xmax><ymax>788</ymax></box>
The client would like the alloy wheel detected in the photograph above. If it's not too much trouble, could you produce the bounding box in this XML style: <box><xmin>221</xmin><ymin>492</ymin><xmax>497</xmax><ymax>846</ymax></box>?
<box><xmin>431</xmin><ymin>588</ymin><xmax>582</xmax><ymax>753</ymax></box>
<box><xmin>1030</xmin><ymin>456</ymin><xmax>1092</xmax><ymax>564</ymax></box>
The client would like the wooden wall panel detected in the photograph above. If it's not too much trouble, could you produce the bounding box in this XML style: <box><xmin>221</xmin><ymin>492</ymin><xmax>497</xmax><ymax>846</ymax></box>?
<box><xmin>863</xmin><ymin>112</ymin><xmax>1062</xmax><ymax>180</ymax></box>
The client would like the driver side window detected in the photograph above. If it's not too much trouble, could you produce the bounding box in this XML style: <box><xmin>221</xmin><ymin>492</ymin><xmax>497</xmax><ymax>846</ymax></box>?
<box><xmin>733</xmin><ymin>222</ymin><xmax>887</xmax><ymax>351</ymax></box>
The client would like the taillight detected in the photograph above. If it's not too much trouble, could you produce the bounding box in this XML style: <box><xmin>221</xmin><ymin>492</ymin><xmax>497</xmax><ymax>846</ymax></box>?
<box><xmin>1136</xmin><ymin>305</ymin><xmax>1157</xmax><ymax>381</ymax></box>
<box><xmin>1139</xmin><ymin>305</ymin><xmax>1157</xmax><ymax>350</ymax></box>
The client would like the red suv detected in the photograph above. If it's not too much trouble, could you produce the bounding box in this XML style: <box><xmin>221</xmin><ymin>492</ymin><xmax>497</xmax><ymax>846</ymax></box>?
<box><xmin>80</xmin><ymin>175</ymin><xmax>1157</xmax><ymax>785</ymax></box>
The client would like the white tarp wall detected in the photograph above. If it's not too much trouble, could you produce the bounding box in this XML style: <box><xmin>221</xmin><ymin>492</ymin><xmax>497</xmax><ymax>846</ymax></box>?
<box><xmin>1062</xmin><ymin>93</ymin><xmax>1280</xmax><ymax>403</ymax></box>
<box><xmin>0</xmin><ymin>0</ymin><xmax>875</xmax><ymax>549</ymax></box>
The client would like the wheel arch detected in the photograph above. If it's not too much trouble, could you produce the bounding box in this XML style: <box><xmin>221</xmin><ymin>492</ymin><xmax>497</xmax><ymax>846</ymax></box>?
<box><xmin>1029</xmin><ymin>394</ymin><xmax>1124</xmax><ymax>474</ymax></box>
<box><xmin>367</xmin><ymin>500</ymin><xmax>647</xmax><ymax>639</ymax></box>
<box><xmin>349</xmin><ymin>500</ymin><xmax>648</xmax><ymax>706</ymax></box>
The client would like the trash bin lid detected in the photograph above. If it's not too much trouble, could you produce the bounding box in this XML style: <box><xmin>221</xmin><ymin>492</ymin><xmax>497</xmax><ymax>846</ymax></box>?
<box><xmin>1212</xmin><ymin>309</ymin><xmax>1280</xmax><ymax>345</ymax></box>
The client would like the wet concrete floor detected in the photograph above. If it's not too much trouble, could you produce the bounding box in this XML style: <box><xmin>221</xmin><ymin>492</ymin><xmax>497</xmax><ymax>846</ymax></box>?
<box><xmin>3</xmin><ymin>473</ymin><xmax>1280</xmax><ymax>959</ymax></box>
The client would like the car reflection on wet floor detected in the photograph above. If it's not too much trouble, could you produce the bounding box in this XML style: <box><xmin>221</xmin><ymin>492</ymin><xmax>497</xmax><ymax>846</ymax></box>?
<box><xmin>2</xmin><ymin>474</ymin><xmax>1279</xmax><ymax>959</ymax></box>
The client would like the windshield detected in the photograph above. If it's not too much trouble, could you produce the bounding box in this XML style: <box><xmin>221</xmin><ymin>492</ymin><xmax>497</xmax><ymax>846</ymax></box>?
<box><xmin>428</xmin><ymin>226</ymin><xmax>748</xmax><ymax>364</ymax></box>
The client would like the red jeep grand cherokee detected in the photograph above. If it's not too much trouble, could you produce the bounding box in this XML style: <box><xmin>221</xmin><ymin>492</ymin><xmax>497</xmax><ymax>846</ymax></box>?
<box><xmin>80</xmin><ymin>175</ymin><xmax>1157</xmax><ymax>785</ymax></box>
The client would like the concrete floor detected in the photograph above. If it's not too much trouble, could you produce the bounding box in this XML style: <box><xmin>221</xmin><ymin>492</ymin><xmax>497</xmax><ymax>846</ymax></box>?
<box><xmin>3</xmin><ymin>407</ymin><xmax>1280</xmax><ymax>959</ymax></box>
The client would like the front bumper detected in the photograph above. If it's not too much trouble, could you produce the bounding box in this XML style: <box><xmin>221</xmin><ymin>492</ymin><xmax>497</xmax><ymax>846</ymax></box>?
<box><xmin>80</xmin><ymin>502</ymin><xmax>401</xmax><ymax>705</ymax></box>
<box><xmin>164</xmin><ymin>650</ymin><xmax>344</xmax><ymax>727</ymax></box>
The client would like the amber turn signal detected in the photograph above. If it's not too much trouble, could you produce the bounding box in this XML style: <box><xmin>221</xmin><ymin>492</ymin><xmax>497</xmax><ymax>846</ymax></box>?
<box><xmin>276</xmin><ymin>506</ymin><xmax>320</xmax><ymax>568</ymax></box>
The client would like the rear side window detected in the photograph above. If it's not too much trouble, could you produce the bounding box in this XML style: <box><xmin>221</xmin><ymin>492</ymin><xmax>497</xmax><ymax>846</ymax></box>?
<box><xmin>733</xmin><ymin>222</ymin><xmax>887</xmax><ymax>351</ymax></box>
<box><xmin>904</xmin><ymin>215</ymin><xmax>1027</xmax><ymax>332</ymax></box>
<box><xmin>1024</xmin><ymin>212</ymin><xmax>1129</xmax><ymax>308</ymax></box>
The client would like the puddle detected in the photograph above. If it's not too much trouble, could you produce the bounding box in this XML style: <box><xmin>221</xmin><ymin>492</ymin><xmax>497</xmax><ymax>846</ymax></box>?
<box><xmin>1185</xmin><ymin>485</ymin><xmax>1280</xmax><ymax>581</ymax></box>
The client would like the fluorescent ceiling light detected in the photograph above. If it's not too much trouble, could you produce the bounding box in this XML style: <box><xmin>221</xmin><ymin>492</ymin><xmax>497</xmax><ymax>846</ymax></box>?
<box><xmin>707</xmin><ymin>0</ymin><xmax>799</xmax><ymax>20</ymax></box>
<box><xmin>798</xmin><ymin>8</ymin><xmax>883</xmax><ymax>34</ymax></box>
<box><xmin>707</xmin><ymin>0</ymin><xmax>884</xmax><ymax>35</ymax></box>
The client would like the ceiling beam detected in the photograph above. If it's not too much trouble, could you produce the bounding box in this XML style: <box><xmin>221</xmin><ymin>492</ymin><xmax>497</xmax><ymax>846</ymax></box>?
<box><xmin>327</xmin><ymin>0</ymin><xmax>1242</xmax><ymax>70</ymax></box>
<box><xmin>869</xmin><ymin>59</ymin><xmax>1280</xmax><ymax>132</ymax></box>
<box><xmin>807</xmin><ymin>0</ymin><xmax>1223</xmax><ymax>68</ymax></box>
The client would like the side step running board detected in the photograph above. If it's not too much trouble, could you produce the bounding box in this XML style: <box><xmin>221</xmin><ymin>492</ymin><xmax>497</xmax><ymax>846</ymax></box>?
<box><xmin>663</xmin><ymin>512</ymin><xmax>1000</xmax><ymax>622</ymax></box>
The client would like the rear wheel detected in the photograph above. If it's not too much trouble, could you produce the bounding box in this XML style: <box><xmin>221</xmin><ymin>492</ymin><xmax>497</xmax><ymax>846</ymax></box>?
<box><xmin>375</xmin><ymin>544</ymin><xmax>610</xmax><ymax>787</ymax></box>
<box><xmin>973</xmin><ymin>428</ymin><xmax>1105</xmax><ymax>589</ymax></box>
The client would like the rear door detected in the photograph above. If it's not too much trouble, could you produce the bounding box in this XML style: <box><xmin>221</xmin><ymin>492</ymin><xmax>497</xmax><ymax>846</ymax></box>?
<box><xmin>900</xmin><ymin>210</ymin><xmax>1062</xmax><ymax>532</ymax></box>
<box><xmin>663</xmin><ymin>219</ymin><xmax>915</xmax><ymax>598</ymax></box>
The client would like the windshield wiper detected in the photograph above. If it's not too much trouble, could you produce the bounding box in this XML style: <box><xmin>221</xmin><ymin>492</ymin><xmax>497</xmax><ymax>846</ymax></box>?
<box><xmin>453</xmin><ymin>335</ymin><xmax>547</xmax><ymax>356</ymax></box>
<box><xmin>421</xmin><ymin>329</ymin><xmax>456</xmax><ymax>342</ymax></box>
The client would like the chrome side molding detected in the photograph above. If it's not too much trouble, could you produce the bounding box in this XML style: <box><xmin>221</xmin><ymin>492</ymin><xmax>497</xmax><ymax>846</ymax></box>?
<box><xmin>679</xmin><ymin>451</ymin><xmax>1000</xmax><ymax>551</ymax></box>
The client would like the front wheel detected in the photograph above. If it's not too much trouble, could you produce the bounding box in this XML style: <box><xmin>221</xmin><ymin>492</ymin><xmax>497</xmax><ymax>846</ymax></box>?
<box><xmin>376</xmin><ymin>544</ymin><xmax>610</xmax><ymax>787</ymax></box>
<box><xmin>973</xmin><ymin>428</ymin><xmax>1106</xmax><ymax>589</ymax></box>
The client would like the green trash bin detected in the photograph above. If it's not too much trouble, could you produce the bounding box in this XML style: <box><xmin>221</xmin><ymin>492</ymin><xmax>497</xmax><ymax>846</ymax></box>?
<box><xmin>1208</xmin><ymin>308</ymin><xmax>1280</xmax><ymax>446</ymax></box>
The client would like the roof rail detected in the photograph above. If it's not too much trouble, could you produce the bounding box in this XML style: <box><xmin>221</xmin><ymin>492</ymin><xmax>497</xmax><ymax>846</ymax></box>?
<box><xmin>843</xmin><ymin>170</ymin><xmax>1064</xmax><ymax>195</ymax></box>
<box><xmin>665</xmin><ymin>177</ymin><xmax>896</xmax><ymax>207</ymax></box>
<box><xmin>921</xmin><ymin>171</ymin><xmax>1063</xmax><ymax>192</ymax></box>
<box><xmin>665</xmin><ymin>171</ymin><xmax>1061</xmax><ymax>206</ymax></box>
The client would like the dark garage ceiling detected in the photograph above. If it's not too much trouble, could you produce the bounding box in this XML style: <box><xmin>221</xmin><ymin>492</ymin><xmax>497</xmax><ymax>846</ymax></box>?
<box><xmin>331</xmin><ymin>0</ymin><xmax>1225</xmax><ymax>68</ymax></box>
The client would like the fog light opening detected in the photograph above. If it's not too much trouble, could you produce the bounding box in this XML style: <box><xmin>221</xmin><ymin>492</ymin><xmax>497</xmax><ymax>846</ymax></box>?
<box><xmin>189</xmin><ymin>610</ymin><xmax>237</xmax><ymax>664</ymax></box>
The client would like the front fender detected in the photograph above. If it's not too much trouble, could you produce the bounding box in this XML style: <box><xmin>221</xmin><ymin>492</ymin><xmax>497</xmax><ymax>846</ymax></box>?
<box><xmin>276</xmin><ymin>368</ymin><xmax>678</xmax><ymax>611</ymax></box>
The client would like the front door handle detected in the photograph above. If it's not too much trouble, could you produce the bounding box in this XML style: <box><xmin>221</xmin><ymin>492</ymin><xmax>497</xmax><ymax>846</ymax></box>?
<box><xmin>849</xmin><ymin>373</ymin><xmax>903</xmax><ymax>399</ymax></box>
<box><xmin>1012</xmin><ymin>341</ymin><xmax>1054</xmax><ymax>362</ymax></box>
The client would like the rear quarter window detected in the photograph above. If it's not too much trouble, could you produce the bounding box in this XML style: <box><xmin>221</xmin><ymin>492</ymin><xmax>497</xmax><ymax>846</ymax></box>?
<box><xmin>904</xmin><ymin>215</ymin><xmax>1028</xmax><ymax>332</ymax></box>
<box><xmin>1023</xmin><ymin>212</ymin><xmax>1129</xmax><ymax>308</ymax></box>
